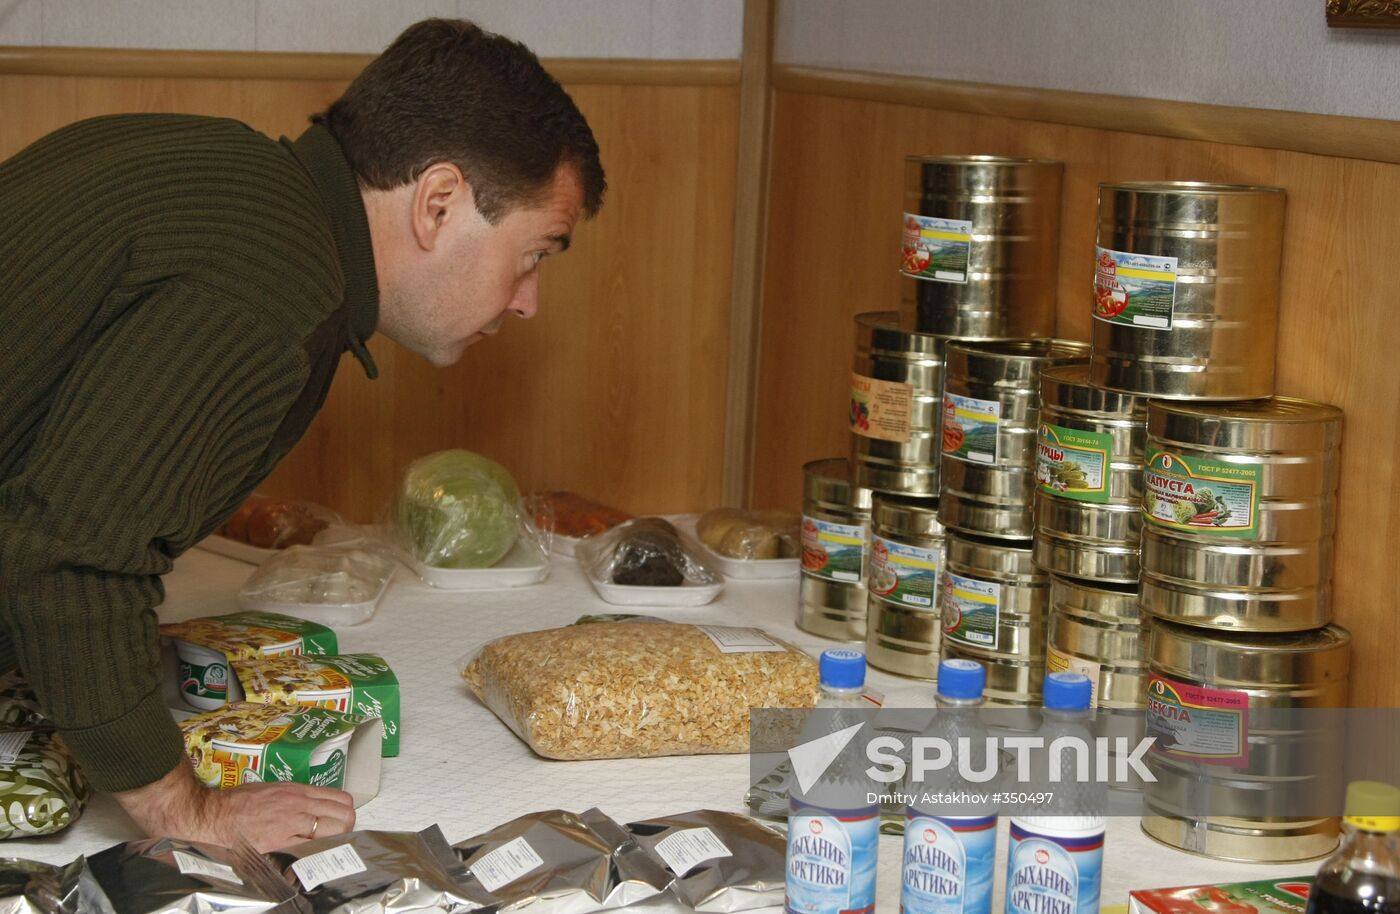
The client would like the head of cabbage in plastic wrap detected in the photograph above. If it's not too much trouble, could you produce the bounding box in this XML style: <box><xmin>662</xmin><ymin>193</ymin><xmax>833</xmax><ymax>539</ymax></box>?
<box><xmin>393</xmin><ymin>449</ymin><xmax>522</xmax><ymax>568</ymax></box>
<box><xmin>316</xmin><ymin>19</ymin><xmax>605</xmax><ymax>367</ymax></box>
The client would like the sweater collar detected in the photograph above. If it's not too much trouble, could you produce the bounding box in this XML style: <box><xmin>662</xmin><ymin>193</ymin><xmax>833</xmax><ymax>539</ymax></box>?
<box><xmin>284</xmin><ymin>124</ymin><xmax>380</xmax><ymax>380</ymax></box>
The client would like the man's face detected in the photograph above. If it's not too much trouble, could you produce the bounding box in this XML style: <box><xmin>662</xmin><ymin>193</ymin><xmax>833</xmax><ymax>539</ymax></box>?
<box><xmin>377</xmin><ymin>163</ymin><xmax>585</xmax><ymax>366</ymax></box>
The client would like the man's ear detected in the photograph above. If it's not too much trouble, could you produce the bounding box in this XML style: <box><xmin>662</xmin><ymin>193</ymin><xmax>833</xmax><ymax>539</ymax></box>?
<box><xmin>409</xmin><ymin>162</ymin><xmax>473</xmax><ymax>251</ymax></box>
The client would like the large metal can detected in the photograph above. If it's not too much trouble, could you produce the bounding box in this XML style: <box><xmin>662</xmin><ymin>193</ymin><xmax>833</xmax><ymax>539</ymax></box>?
<box><xmin>850</xmin><ymin>312</ymin><xmax>948</xmax><ymax>497</ymax></box>
<box><xmin>1142</xmin><ymin>620</ymin><xmax>1351</xmax><ymax>862</ymax></box>
<box><xmin>1046</xmin><ymin>574</ymin><xmax>1147</xmax><ymax>710</ymax></box>
<box><xmin>900</xmin><ymin>155</ymin><xmax>1062</xmax><ymax>339</ymax></box>
<box><xmin>1033</xmin><ymin>363</ymin><xmax>1149</xmax><ymax>583</ymax></box>
<box><xmin>1090</xmin><ymin>181</ymin><xmax>1285</xmax><ymax>400</ymax></box>
<box><xmin>1140</xmin><ymin>397</ymin><xmax>1343</xmax><ymax>632</ymax></box>
<box><xmin>938</xmin><ymin>530</ymin><xmax>1048</xmax><ymax>706</ymax></box>
<box><xmin>939</xmin><ymin>340</ymin><xmax>1090</xmax><ymax>539</ymax></box>
<box><xmin>865</xmin><ymin>494</ymin><xmax>946</xmax><ymax>679</ymax></box>
<box><xmin>799</xmin><ymin>458</ymin><xmax>874</xmax><ymax>641</ymax></box>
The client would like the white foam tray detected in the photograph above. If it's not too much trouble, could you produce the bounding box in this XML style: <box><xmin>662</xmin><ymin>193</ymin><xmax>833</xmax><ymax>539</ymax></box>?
<box><xmin>673</xmin><ymin>515</ymin><xmax>801</xmax><ymax>581</ymax></box>
<box><xmin>195</xmin><ymin>535</ymin><xmax>278</xmax><ymax>566</ymax></box>
<box><xmin>402</xmin><ymin>539</ymin><xmax>550</xmax><ymax>590</ymax></box>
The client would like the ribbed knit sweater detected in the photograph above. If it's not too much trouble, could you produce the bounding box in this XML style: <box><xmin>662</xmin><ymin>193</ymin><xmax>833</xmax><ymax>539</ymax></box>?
<box><xmin>0</xmin><ymin>114</ymin><xmax>379</xmax><ymax>792</ymax></box>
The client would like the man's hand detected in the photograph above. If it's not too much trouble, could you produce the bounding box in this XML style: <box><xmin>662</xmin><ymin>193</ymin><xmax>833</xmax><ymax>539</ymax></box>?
<box><xmin>112</xmin><ymin>760</ymin><xmax>355</xmax><ymax>851</ymax></box>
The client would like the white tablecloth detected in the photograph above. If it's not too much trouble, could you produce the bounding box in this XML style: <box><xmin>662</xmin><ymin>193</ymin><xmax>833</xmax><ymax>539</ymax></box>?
<box><xmin>3</xmin><ymin>547</ymin><xmax>1312</xmax><ymax>908</ymax></box>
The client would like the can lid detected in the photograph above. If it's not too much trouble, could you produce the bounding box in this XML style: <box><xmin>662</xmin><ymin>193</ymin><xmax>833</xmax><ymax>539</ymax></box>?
<box><xmin>1100</xmin><ymin>180</ymin><xmax>1284</xmax><ymax>196</ymax></box>
<box><xmin>1040</xmin><ymin>363</ymin><xmax>1149</xmax><ymax>419</ymax></box>
<box><xmin>1344</xmin><ymin>781</ymin><xmax>1400</xmax><ymax>832</ymax></box>
<box><xmin>1150</xmin><ymin>396</ymin><xmax>1343</xmax><ymax>425</ymax></box>
<box><xmin>820</xmin><ymin>649</ymin><xmax>867</xmax><ymax>689</ymax></box>
<box><xmin>937</xmin><ymin>659</ymin><xmax>986</xmax><ymax>699</ymax></box>
<box><xmin>906</xmin><ymin>154</ymin><xmax>1063</xmax><ymax>167</ymax></box>
<box><xmin>1043</xmin><ymin>672</ymin><xmax>1093</xmax><ymax>710</ymax></box>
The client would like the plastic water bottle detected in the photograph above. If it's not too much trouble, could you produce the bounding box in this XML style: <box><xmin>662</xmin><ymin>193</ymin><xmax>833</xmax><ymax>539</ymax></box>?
<box><xmin>902</xmin><ymin>658</ymin><xmax>998</xmax><ymax>914</ymax></box>
<box><xmin>1005</xmin><ymin>672</ymin><xmax>1106</xmax><ymax>914</ymax></box>
<box><xmin>785</xmin><ymin>650</ymin><xmax>878</xmax><ymax>914</ymax></box>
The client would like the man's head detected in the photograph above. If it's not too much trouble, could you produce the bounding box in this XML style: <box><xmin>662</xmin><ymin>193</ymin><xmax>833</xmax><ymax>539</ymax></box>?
<box><xmin>315</xmin><ymin>19</ymin><xmax>606</xmax><ymax>366</ymax></box>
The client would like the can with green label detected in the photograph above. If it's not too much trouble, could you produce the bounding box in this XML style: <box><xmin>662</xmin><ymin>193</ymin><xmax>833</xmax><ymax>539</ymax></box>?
<box><xmin>900</xmin><ymin>155</ymin><xmax>1063</xmax><ymax>339</ymax></box>
<box><xmin>938</xmin><ymin>530</ymin><xmax>1049</xmax><ymax>706</ymax></box>
<box><xmin>800</xmin><ymin>458</ymin><xmax>874</xmax><ymax>641</ymax></box>
<box><xmin>850</xmin><ymin>312</ymin><xmax>950</xmax><ymax>497</ymax></box>
<box><xmin>939</xmin><ymin>339</ymin><xmax>1090</xmax><ymax>540</ymax></box>
<box><xmin>864</xmin><ymin>493</ymin><xmax>945</xmax><ymax>679</ymax></box>
<box><xmin>1089</xmin><ymin>181</ymin><xmax>1285</xmax><ymax>400</ymax></box>
<box><xmin>1033</xmin><ymin>364</ymin><xmax>1149</xmax><ymax>584</ymax></box>
<box><xmin>1140</xmin><ymin>397</ymin><xmax>1343</xmax><ymax>632</ymax></box>
<box><xmin>1142</xmin><ymin>619</ymin><xmax>1351</xmax><ymax>862</ymax></box>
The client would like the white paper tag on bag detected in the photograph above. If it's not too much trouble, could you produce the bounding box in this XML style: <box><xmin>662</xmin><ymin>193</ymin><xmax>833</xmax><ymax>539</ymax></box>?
<box><xmin>470</xmin><ymin>836</ymin><xmax>545</xmax><ymax>892</ymax></box>
<box><xmin>654</xmin><ymin>827</ymin><xmax>733</xmax><ymax>877</ymax></box>
<box><xmin>291</xmin><ymin>846</ymin><xmax>368</xmax><ymax>891</ymax></box>
<box><xmin>172</xmin><ymin>851</ymin><xmax>243</xmax><ymax>885</ymax></box>
<box><xmin>697</xmin><ymin>625</ymin><xmax>786</xmax><ymax>653</ymax></box>
<box><xmin>0</xmin><ymin>731</ymin><xmax>32</xmax><ymax>765</ymax></box>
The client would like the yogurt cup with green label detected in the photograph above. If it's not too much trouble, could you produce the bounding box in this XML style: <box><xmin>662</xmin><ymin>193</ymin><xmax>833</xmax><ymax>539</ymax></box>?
<box><xmin>175</xmin><ymin>641</ymin><xmax>241</xmax><ymax>711</ymax></box>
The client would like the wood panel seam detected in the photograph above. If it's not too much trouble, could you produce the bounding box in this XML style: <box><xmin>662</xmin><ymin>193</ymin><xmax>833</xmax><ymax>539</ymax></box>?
<box><xmin>772</xmin><ymin>65</ymin><xmax>1400</xmax><ymax>166</ymax></box>
<box><xmin>0</xmin><ymin>46</ymin><xmax>741</xmax><ymax>85</ymax></box>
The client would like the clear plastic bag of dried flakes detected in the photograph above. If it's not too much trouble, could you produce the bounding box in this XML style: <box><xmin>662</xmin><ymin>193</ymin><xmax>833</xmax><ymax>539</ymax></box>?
<box><xmin>238</xmin><ymin>545</ymin><xmax>396</xmax><ymax>627</ymax></box>
<box><xmin>459</xmin><ymin>620</ymin><xmax>819</xmax><ymax>760</ymax></box>
<box><xmin>576</xmin><ymin>517</ymin><xmax>719</xmax><ymax>588</ymax></box>
<box><xmin>222</xmin><ymin>495</ymin><xmax>344</xmax><ymax>550</ymax></box>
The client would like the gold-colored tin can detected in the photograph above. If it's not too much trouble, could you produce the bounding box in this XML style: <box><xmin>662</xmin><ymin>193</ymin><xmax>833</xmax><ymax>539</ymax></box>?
<box><xmin>850</xmin><ymin>312</ymin><xmax>948</xmax><ymax>497</ymax></box>
<box><xmin>1032</xmin><ymin>364</ymin><xmax>1149</xmax><ymax>584</ymax></box>
<box><xmin>901</xmin><ymin>155</ymin><xmax>1063</xmax><ymax>339</ymax></box>
<box><xmin>1140</xmin><ymin>397</ymin><xmax>1343</xmax><ymax>632</ymax></box>
<box><xmin>865</xmin><ymin>494</ymin><xmax>945</xmax><ymax>679</ymax></box>
<box><xmin>939</xmin><ymin>340</ymin><xmax>1090</xmax><ymax>539</ymax></box>
<box><xmin>938</xmin><ymin>530</ymin><xmax>1048</xmax><ymax>706</ymax></box>
<box><xmin>1046</xmin><ymin>574</ymin><xmax>1147</xmax><ymax>710</ymax></box>
<box><xmin>1090</xmin><ymin>181</ymin><xmax>1285</xmax><ymax>400</ymax></box>
<box><xmin>1142</xmin><ymin>620</ymin><xmax>1351</xmax><ymax>862</ymax></box>
<box><xmin>799</xmin><ymin>458</ymin><xmax>874</xmax><ymax>641</ymax></box>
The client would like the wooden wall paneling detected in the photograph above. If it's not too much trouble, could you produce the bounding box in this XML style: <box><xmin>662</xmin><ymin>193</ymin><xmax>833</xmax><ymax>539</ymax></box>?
<box><xmin>755</xmin><ymin>88</ymin><xmax>1400</xmax><ymax>705</ymax></box>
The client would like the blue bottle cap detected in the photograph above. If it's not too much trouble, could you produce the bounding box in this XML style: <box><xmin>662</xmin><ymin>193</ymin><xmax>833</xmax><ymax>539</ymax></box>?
<box><xmin>937</xmin><ymin>658</ymin><xmax>986</xmax><ymax>700</ymax></box>
<box><xmin>820</xmin><ymin>649</ymin><xmax>867</xmax><ymax>689</ymax></box>
<box><xmin>1043</xmin><ymin>672</ymin><xmax>1093</xmax><ymax>710</ymax></box>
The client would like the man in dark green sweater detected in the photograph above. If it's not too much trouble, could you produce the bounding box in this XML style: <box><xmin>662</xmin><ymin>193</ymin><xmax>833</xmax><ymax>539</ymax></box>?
<box><xmin>0</xmin><ymin>19</ymin><xmax>604</xmax><ymax>849</ymax></box>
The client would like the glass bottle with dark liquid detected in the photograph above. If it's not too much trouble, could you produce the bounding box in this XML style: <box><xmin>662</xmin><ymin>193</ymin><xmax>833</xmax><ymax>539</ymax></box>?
<box><xmin>1306</xmin><ymin>782</ymin><xmax>1400</xmax><ymax>914</ymax></box>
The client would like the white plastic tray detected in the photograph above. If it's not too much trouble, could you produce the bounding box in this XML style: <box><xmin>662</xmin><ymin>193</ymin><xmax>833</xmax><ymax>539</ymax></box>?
<box><xmin>236</xmin><ymin>566</ymin><xmax>393</xmax><ymax>627</ymax></box>
<box><xmin>403</xmin><ymin>539</ymin><xmax>550</xmax><ymax>590</ymax></box>
<box><xmin>576</xmin><ymin>524</ymin><xmax>724</xmax><ymax>607</ymax></box>
<box><xmin>195</xmin><ymin>535</ymin><xmax>278</xmax><ymax>566</ymax></box>
<box><xmin>673</xmin><ymin>515</ymin><xmax>801</xmax><ymax>581</ymax></box>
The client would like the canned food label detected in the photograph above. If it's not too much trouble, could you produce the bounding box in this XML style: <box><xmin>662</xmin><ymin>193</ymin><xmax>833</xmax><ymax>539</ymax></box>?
<box><xmin>1047</xmin><ymin>647</ymin><xmax>1102</xmax><ymax>708</ymax></box>
<box><xmin>801</xmin><ymin>516</ymin><xmax>867</xmax><ymax>583</ymax></box>
<box><xmin>869</xmin><ymin>535</ymin><xmax>941</xmax><ymax>609</ymax></box>
<box><xmin>1036</xmin><ymin>424</ymin><xmax>1112</xmax><ymax>503</ymax></box>
<box><xmin>1143</xmin><ymin>450</ymin><xmax>1260</xmax><ymax>537</ymax></box>
<box><xmin>941</xmin><ymin>573</ymin><xmax>1000</xmax><ymax>648</ymax></box>
<box><xmin>850</xmin><ymin>372</ymin><xmax>914</xmax><ymax>443</ymax></box>
<box><xmin>943</xmin><ymin>393</ymin><xmax>1000</xmax><ymax>464</ymax></box>
<box><xmin>1145</xmin><ymin>674</ymin><xmax>1250</xmax><ymax>766</ymax></box>
<box><xmin>902</xmin><ymin>213</ymin><xmax>973</xmax><ymax>284</ymax></box>
<box><xmin>1093</xmin><ymin>247</ymin><xmax>1178</xmax><ymax>329</ymax></box>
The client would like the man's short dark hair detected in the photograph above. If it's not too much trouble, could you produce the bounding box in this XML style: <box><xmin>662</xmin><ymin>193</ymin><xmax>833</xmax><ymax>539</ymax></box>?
<box><xmin>314</xmin><ymin>18</ymin><xmax>605</xmax><ymax>222</ymax></box>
